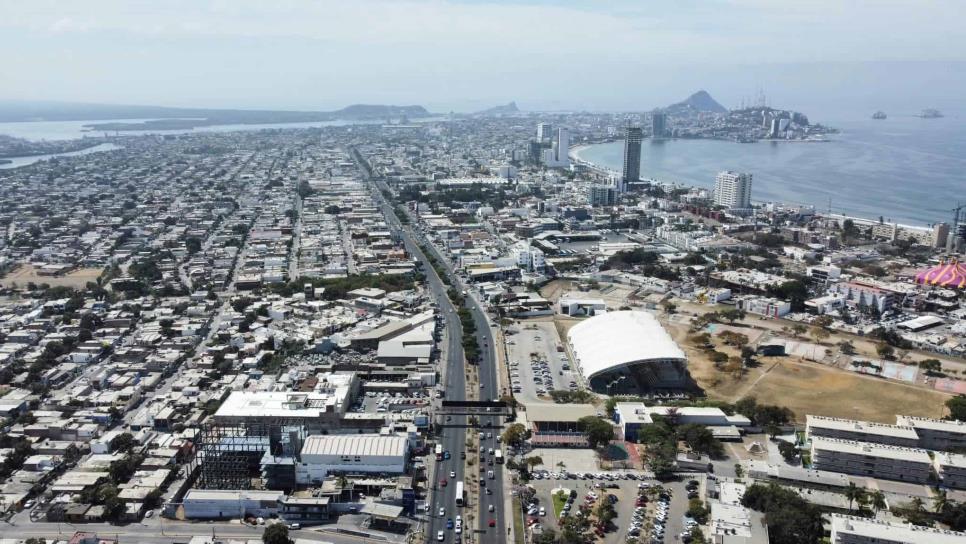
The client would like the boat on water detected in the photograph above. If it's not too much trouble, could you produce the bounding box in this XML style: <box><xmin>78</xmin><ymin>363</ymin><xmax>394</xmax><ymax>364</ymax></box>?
<box><xmin>872</xmin><ymin>111</ymin><xmax>887</xmax><ymax>120</ymax></box>
<box><xmin>920</xmin><ymin>109</ymin><xmax>944</xmax><ymax>119</ymax></box>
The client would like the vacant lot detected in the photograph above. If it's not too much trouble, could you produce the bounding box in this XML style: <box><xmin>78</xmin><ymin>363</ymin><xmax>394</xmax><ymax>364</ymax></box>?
<box><xmin>663</xmin><ymin>310</ymin><xmax>951</xmax><ymax>423</ymax></box>
<box><xmin>739</xmin><ymin>360</ymin><xmax>949</xmax><ymax>423</ymax></box>
<box><xmin>0</xmin><ymin>265</ymin><xmax>103</xmax><ymax>289</ymax></box>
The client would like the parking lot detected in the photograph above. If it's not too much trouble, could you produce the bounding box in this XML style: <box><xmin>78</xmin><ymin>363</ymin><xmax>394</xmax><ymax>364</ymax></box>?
<box><xmin>506</xmin><ymin>321</ymin><xmax>582</xmax><ymax>402</ymax></box>
<box><xmin>524</xmin><ymin>472</ymin><xmax>700</xmax><ymax>544</ymax></box>
<box><xmin>355</xmin><ymin>390</ymin><xmax>432</xmax><ymax>415</ymax></box>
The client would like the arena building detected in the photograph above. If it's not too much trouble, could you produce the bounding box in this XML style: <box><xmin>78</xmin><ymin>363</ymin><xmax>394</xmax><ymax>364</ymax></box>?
<box><xmin>567</xmin><ymin>311</ymin><xmax>689</xmax><ymax>394</ymax></box>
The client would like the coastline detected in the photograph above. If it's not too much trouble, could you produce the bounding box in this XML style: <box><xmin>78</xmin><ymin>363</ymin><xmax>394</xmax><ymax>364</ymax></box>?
<box><xmin>568</xmin><ymin>143</ymin><xmax>932</xmax><ymax>232</ymax></box>
<box><xmin>0</xmin><ymin>140</ymin><xmax>105</xmax><ymax>160</ymax></box>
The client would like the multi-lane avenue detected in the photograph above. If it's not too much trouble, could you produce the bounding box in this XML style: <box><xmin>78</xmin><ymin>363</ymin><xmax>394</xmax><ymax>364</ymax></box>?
<box><xmin>359</xmin><ymin>152</ymin><xmax>506</xmax><ymax>544</ymax></box>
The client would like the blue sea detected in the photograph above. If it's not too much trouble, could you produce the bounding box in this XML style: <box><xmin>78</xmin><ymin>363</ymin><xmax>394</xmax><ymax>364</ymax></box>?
<box><xmin>574</xmin><ymin>115</ymin><xmax>965</xmax><ymax>227</ymax></box>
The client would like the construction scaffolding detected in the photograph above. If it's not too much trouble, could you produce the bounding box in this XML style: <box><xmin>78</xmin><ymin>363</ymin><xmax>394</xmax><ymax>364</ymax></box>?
<box><xmin>193</xmin><ymin>420</ymin><xmax>307</xmax><ymax>490</ymax></box>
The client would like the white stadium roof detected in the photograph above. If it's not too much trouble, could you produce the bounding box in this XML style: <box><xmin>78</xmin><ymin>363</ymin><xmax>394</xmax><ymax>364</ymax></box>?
<box><xmin>568</xmin><ymin>311</ymin><xmax>685</xmax><ymax>379</ymax></box>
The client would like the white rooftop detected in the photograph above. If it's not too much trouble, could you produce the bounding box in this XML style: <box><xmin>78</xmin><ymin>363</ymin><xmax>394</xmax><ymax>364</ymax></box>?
<box><xmin>568</xmin><ymin>311</ymin><xmax>685</xmax><ymax>380</ymax></box>
<box><xmin>830</xmin><ymin>514</ymin><xmax>966</xmax><ymax>543</ymax></box>
<box><xmin>806</xmin><ymin>414</ymin><xmax>919</xmax><ymax>440</ymax></box>
<box><xmin>300</xmin><ymin>434</ymin><xmax>407</xmax><ymax>458</ymax></box>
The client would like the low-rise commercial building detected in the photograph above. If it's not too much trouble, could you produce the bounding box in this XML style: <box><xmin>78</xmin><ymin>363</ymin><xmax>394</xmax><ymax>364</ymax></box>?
<box><xmin>182</xmin><ymin>489</ymin><xmax>285</xmax><ymax>520</ymax></box>
<box><xmin>296</xmin><ymin>434</ymin><xmax>408</xmax><ymax>484</ymax></box>
<box><xmin>615</xmin><ymin>402</ymin><xmax>750</xmax><ymax>441</ymax></box>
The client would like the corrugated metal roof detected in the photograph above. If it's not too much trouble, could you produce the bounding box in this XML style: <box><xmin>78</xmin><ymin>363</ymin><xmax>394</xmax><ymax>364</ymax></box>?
<box><xmin>300</xmin><ymin>434</ymin><xmax>407</xmax><ymax>458</ymax></box>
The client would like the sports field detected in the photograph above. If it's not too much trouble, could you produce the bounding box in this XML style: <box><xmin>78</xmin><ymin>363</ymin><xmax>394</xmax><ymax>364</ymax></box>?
<box><xmin>0</xmin><ymin>265</ymin><xmax>103</xmax><ymax>289</ymax></box>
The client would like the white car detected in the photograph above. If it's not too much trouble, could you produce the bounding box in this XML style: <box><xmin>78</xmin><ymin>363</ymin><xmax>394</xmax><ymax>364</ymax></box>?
<box><xmin>437</xmin><ymin>530</ymin><xmax>445</xmax><ymax>541</ymax></box>
<box><xmin>439</xmin><ymin>507</ymin><xmax>445</xmax><ymax>517</ymax></box>
<box><xmin>450</xmin><ymin>471</ymin><xmax>456</xmax><ymax>478</ymax></box>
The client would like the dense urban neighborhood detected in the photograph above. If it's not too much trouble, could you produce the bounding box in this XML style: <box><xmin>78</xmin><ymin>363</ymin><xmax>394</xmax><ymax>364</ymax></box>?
<box><xmin>0</xmin><ymin>110</ymin><xmax>964</xmax><ymax>544</ymax></box>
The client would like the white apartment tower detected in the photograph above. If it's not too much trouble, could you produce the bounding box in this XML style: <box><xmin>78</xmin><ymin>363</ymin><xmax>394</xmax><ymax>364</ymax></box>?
<box><xmin>554</xmin><ymin>127</ymin><xmax>570</xmax><ymax>167</ymax></box>
<box><xmin>714</xmin><ymin>171</ymin><xmax>752</xmax><ymax>209</ymax></box>
<box><xmin>537</xmin><ymin>123</ymin><xmax>553</xmax><ymax>142</ymax></box>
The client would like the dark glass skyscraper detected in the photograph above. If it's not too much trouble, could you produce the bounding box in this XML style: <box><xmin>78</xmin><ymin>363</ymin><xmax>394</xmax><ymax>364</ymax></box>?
<box><xmin>622</xmin><ymin>126</ymin><xmax>642</xmax><ymax>189</ymax></box>
<box><xmin>651</xmin><ymin>111</ymin><xmax>667</xmax><ymax>138</ymax></box>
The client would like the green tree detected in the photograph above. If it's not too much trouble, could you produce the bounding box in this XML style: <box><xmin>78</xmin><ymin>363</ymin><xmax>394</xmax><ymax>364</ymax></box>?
<box><xmin>919</xmin><ymin>359</ymin><xmax>943</xmax><ymax>374</ymax></box>
<box><xmin>577</xmin><ymin>416</ymin><xmax>615</xmax><ymax>449</ymax></box>
<box><xmin>934</xmin><ymin>489</ymin><xmax>949</xmax><ymax>514</ymax></box>
<box><xmin>523</xmin><ymin>456</ymin><xmax>544</xmax><ymax>471</ymax></box>
<box><xmin>501</xmin><ymin>423</ymin><xmax>527</xmax><ymax>446</ymax></box>
<box><xmin>686</xmin><ymin>498</ymin><xmax>709</xmax><ymax>524</ymax></box>
<box><xmin>845</xmin><ymin>482</ymin><xmax>867</xmax><ymax>513</ymax></box>
<box><xmin>947</xmin><ymin>395</ymin><xmax>966</xmax><ymax>422</ymax></box>
<box><xmin>876</xmin><ymin>343</ymin><xmax>896</xmax><ymax>360</ymax></box>
<box><xmin>742</xmin><ymin>483</ymin><xmax>825</xmax><ymax>544</ymax></box>
<box><xmin>262</xmin><ymin>523</ymin><xmax>292</xmax><ymax>544</ymax></box>
<box><xmin>604</xmin><ymin>397</ymin><xmax>619</xmax><ymax>417</ymax></box>
<box><xmin>777</xmin><ymin>440</ymin><xmax>799</xmax><ymax>463</ymax></box>
<box><xmin>718</xmin><ymin>308</ymin><xmax>746</xmax><ymax>324</ymax></box>
<box><xmin>838</xmin><ymin>340</ymin><xmax>856</xmax><ymax>355</ymax></box>
<box><xmin>678</xmin><ymin>424</ymin><xmax>723</xmax><ymax>458</ymax></box>
<box><xmin>869</xmin><ymin>489</ymin><xmax>887</xmax><ymax>515</ymax></box>
<box><xmin>809</xmin><ymin>327</ymin><xmax>830</xmax><ymax>343</ymax></box>
<box><xmin>109</xmin><ymin>432</ymin><xmax>137</xmax><ymax>454</ymax></box>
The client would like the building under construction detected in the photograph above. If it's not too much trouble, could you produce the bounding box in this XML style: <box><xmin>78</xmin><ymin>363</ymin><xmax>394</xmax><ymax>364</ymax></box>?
<box><xmin>192</xmin><ymin>420</ymin><xmax>307</xmax><ymax>491</ymax></box>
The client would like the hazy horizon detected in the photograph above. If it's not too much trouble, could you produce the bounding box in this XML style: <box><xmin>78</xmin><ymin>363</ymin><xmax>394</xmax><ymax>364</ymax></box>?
<box><xmin>2</xmin><ymin>1</ymin><xmax>965</xmax><ymax>119</ymax></box>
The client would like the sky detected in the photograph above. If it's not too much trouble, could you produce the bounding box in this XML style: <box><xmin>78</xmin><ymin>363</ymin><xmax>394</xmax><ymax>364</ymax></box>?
<box><xmin>1</xmin><ymin>0</ymin><xmax>964</xmax><ymax>116</ymax></box>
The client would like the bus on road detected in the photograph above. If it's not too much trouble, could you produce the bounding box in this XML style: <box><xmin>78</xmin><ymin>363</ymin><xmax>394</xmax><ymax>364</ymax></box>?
<box><xmin>494</xmin><ymin>450</ymin><xmax>503</xmax><ymax>464</ymax></box>
<box><xmin>435</xmin><ymin>444</ymin><xmax>443</xmax><ymax>461</ymax></box>
<box><xmin>455</xmin><ymin>481</ymin><xmax>464</xmax><ymax>507</ymax></box>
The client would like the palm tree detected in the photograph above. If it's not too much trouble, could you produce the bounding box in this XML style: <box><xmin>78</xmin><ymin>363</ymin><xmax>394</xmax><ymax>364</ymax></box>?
<box><xmin>911</xmin><ymin>496</ymin><xmax>925</xmax><ymax>513</ymax></box>
<box><xmin>933</xmin><ymin>489</ymin><xmax>949</xmax><ymax>514</ymax></box>
<box><xmin>870</xmin><ymin>490</ymin><xmax>887</xmax><ymax>516</ymax></box>
<box><xmin>845</xmin><ymin>482</ymin><xmax>863</xmax><ymax>513</ymax></box>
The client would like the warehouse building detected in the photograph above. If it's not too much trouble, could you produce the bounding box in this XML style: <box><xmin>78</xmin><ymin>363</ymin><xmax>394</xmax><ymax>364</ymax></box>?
<box><xmin>567</xmin><ymin>311</ymin><xmax>689</xmax><ymax>394</ymax></box>
<box><xmin>182</xmin><ymin>489</ymin><xmax>284</xmax><ymax>520</ymax></box>
<box><xmin>296</xmin><ymin>434</ymin><xmax>408</xmax><ymax>484</ymax></box>
<box><xmin>810</xmin><ymin>436</ymin><xmax>932</xmax><ymax>483</ymax></box>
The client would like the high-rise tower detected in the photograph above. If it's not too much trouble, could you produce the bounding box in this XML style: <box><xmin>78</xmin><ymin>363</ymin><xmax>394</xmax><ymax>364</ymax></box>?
<box><xmin>713</xmin><ymin>171</ymin><xmax>753</xmax><ymax>209</ymax></box>
<box><xmin>622</xmin><ymin>126</ymin><xmax>643</xmax><ymax>190</ymax></box>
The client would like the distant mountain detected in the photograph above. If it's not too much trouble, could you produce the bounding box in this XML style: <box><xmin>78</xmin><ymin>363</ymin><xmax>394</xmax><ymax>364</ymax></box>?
<box><xmin>475</xmin><ymin>101</ymin><xmax>520</xmax><ymax>116</ymax></box>
<box><xmin>331</xmin><ymin>104</ymin><xmax>430</xmax><ymax>119</ymax></box>
<box><xmin>665</xmin><ymin>90</ymin><xmax>728</xmax><ymax>115</ymax></box>
<box><xmin>0</xmin><ymin>100</ymin><xmax>432</xmax><ymax>124</ymax></box>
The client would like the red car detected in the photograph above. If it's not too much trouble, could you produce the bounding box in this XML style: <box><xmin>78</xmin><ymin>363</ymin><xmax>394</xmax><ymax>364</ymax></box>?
<box><xmin>488</xmin><ymin>519</ymin><xmax>496</xmax><ymax>527</ymax></box>
<box><xmin>440</xmin><ymin>479</ymin><xmax>447</xmax><ymax>487</ymax></box>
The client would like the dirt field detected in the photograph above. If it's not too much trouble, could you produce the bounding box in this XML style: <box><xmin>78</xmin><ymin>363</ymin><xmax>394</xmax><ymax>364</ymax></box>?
<box><xmin>747</xmin><ymin>359</ymin><xmax>950</xmax><ymax>423</ymax></box>
<box><xmin>0</xmin><ymin>265</ymin><xmax>103</xmax><ymax>289</ymax></box>
<box><xmin>662</xmin><ymin>304</ymin><xmax>953</xmax><ymax>423</ymax></box>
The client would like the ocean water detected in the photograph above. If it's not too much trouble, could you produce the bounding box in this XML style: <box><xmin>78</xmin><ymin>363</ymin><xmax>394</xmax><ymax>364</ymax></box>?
<box><xmin>574</xmin><ymin>115</ymin><xmax>965</xmax><ymax>226</ymax></box>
